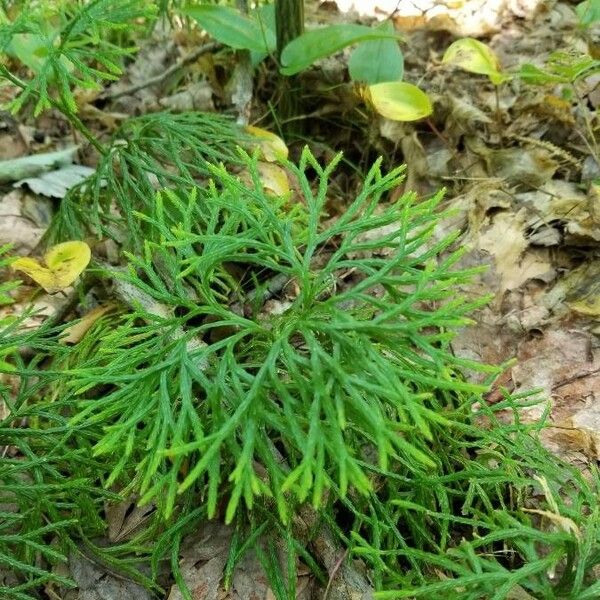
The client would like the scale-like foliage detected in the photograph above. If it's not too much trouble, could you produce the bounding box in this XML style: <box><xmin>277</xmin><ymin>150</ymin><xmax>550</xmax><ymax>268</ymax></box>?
<box><xmin>58</xmin><ymin>149</ymin><xmax>496</xmax><ymax>522</ymax></box>
<box><xmin>50</xmin><ymin>111</ymin><xmax>248</xmax><ymax>249</ymax></box>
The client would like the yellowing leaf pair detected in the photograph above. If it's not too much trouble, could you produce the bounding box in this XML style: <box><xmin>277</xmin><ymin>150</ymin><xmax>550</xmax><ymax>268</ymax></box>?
<box><xmin>11</xmin><ymin>241</ymin><xmax>91</xmax><ymax>293</ymax></box>
<box><xmin>365</xmin><ymin>82</ymin><xmax>433</xmax><ymax>122</ymax></box>
<box><xmin>442</xmin><ymin>38</ymin><xmax>508</xmax><ymax>85</ymax></box>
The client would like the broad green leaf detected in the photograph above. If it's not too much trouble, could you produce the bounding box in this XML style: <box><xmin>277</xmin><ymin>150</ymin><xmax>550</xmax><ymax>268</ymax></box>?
<box><xmin>577</xmin><ymin>0</ymin><xmax>600</xmax><ymax>26</ymax></box>
<box><xmin>367</xmin><ymin>81</ymin><xmax>432</xmax><ymax>121</ymax></box>
<box><xmin>281</xmin><ymin>24</ymin><xmax>402</xmax><ymax>76</ymax></box>
<box><xmin>250</xmin><ymin>3</ymin><xmax>276</xmax><ymax>66</ymax></box>
<box><xmin>8</xmin><ymin>34</ymin><xmax>49</xmax><ymax>75</ymax></box>
<box><xmin>7</xmin><ymin>31</ymin><xmax>75</xmax><ymax>79</ymax></box>
<box><xmin>183</xmin><ymin>5</ymin><xmax>275</xmax><ymax>53</ymax></box>
<box><xmin>11</xmin><ymin>241</ymin><xmax>91</xmax><ymax>293</ymax></box>
<box><xmin>348</xmin><ymin>22</ymin><xmax>404</xmax><ymax>84</ymax></box>
<box><xmin>442</xmin><ymin>38</ymin><xmax>508</xmax><ymax>85</ymax></box>
<box><xmin>516</xmin><ymin>63</ymin><xmax>569</xmax><ymax>85</ymax></box>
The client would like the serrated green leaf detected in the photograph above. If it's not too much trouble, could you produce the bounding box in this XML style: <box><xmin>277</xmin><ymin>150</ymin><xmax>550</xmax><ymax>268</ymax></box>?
<box><xmin>348</xmin><ymin>22</ymin><xmax>404</xmax><ymax>84</ymax></box>
<box><xmin>280</xmin><ymin>23</ymin><xmax>402</xmax><ymax>76</ymax></box>
<box><xmin>183</xmin><ymin>5</ymin><xmax>275</xmax><ymax>53</ymax></box>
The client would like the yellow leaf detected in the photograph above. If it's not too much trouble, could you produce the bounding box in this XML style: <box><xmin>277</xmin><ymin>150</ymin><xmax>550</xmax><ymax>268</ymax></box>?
<box><xmin>442</xmin><ymin>38</ymin><xmax>507</xmax><ymax>85</ymax></box>
<box><xmin>366</xmin><ymin>82</ymin><xmax>433</xmax><ymax>122</ymax></box>
<box><xmin>245</xmin><ymin>125</ymin><xmax>289</xmax><ymax>162</ymax></box>
<box><xmin>258</xmin><ymin>162</ymin><xmax>290</xmax><ymax>196</ymax></box>
<box><xmin>11</xmin><ymin>241</ymin><xmax>91</xmax><ymax>293</ymax></box>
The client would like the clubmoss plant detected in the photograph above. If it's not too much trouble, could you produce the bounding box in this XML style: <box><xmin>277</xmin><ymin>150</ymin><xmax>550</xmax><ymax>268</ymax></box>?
<box><xmin>49</xmin><ymin>111</ymin><xmax>250</xmax><ymax>248</ymax></box>
<box><xmin>58</xmin><ymin>149</ymin><xmax>495</xmax><ymax>521</ymax></box>
<box><xmin>3</xmin><ymin>147</ymin><xmax>600</xmax><ymax>598</ymax></box>
<box><xmin>3</xmin><ymin>2</ymin><xmax>600</xmax><ymax>598</ymax></box>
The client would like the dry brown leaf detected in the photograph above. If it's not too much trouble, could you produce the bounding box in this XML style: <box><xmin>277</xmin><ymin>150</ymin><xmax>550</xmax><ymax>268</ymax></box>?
<box><xmin>61</xmin><ymin>304</ymin><xmax>115</xmax><ymax>345</ymax></box>
<box><xmin>158</xmin><ymin>81</ymin><xmax>215</xmax><ymax>112</ymax></box>
<box><xmin>105</xmin><ymin>498</ymin><xmax>155</xmax><ymax>543</ymax></box>
<box><xmin>0</xmin><ymin>189</ymin><xmax>48</xmax><ymax>252</ymax></box>
<box><xmin>68</xmin><ymin>551</ymin><xmax>153</xmax><ymax>600</ymax></box>
<box><xmin>518</xmin><ymin>180</ymin><xmax>600</xmax><ymax>246</ymax></box>
<box><xmin>501</xmin><ymin>327</ymin><xmax>600</xmax><ymax>462</ymax></box>
<box><xmin>475</xmin><ymin>210</ymin><xmax>554</xmax><ymax>291</ymax></box>
<box><xmin>486</xmin><ymin>147</ymin><xmax>558</xmax><ymax>188</ymax></box>
<box><xmin>563</xmin><ymin>262</ymin><xmax>600</xmax><ymax>317</ymax></box>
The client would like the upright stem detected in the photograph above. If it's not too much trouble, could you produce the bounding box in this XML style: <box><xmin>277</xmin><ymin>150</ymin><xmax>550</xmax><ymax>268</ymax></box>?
<box><xmin>275</xmin><ymin>0</ymin><xmax>304</xmax><ymax>57</ymax></box>
<box><xmin>275</xmin><ymin>0</ymin><xmax>304</xmax><ymax>132</ymax></box>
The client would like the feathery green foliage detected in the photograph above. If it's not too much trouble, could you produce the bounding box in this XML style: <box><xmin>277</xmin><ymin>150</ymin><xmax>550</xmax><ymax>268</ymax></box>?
<box><xmin>0</xmin><ymin>0</ymin><xmax>153</xmax><ymax>116</ymax></box>
<box><xmin>3</xmin><ymin>149</ymin><xmax>600</xmax><ymax>598</ymax></box>
<box><xmin>57</xmin><ymin>149</ymin><xmax>494</xmax><ymax>523</ymax></box>
<box><xmin>1</xmin><ymin>2</ymin><xmax>600</xmax><ymax>596</ymax></box>
<box><xmin>49</xmin><ymin>111</ymin><xmax>248</xmax><ymax>249</ymax></box>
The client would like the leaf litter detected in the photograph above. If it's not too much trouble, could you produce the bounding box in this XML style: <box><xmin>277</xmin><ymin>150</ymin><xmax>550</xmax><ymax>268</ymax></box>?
<box><xmin>2</xmin><ymin>0</ymin><xmax>600</xmax><ymax>597</ymax></box>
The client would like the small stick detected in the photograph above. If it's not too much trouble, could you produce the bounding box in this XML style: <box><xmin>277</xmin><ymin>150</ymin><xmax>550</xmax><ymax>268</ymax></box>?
<box><xmin>102</xmin><ymin>42</ymin><xmax>218</xmax><ymax>101</ymax></box>
<box><xmin>323</xmin><ymin>548</ymin><xmax>350</xmax><ymax>600</ymax></box>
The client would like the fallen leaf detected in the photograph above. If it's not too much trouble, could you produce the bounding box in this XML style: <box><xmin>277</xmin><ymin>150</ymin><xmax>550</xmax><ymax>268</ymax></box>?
<box><xmin>518</xmin><ymin>180</ymin><xmax>600</xmax><ymax>245</ymax></box>
<box><xmin>69</xmin><ymin>551</ymin><xmax>153</xmax><ymax>600</ymax></box>
<box><xmin>562</xmin><ymin>262</ymin><xmax>600</xmax><ymax>316</ymax></box>
<box><xmin>442</xmin><ymin>38</ymin><xmax>508</xmax><ymax>85</ymax></box>
<box><xmin>475</xmin><ymin>211</ymin><xmax>554</xmax><ymax>291</ymax></box>
<box><xmin>366</xmin><ymin>81</ymin><xmax>433</xmax><ymax>121</ymax></box>
<box><xmin>11</xmin><ymin>241</ymin><xmax>91</xmax><ymax>293</ymax></box>
<box><xmin>568</xmin><ymin>403</ymin><xmax>600</xmax><ymax>460</ymax></box>
<box><xmin>105</xmin><ymin>497</ymin><xmax>155</xmax><ymax>543</ymax></box>
<box><xmin>15</xmin><ymin>164</ymin><xmax>95</xmax><ymax>199</ymax></box>
<box><xmin>258</xmin><ymin>162</ymin><xmax>290</xmax><ymax>196</ymax></box>
<box><xmin>61</xmin><ymin>304</ymin><xmax>114</xmax><ymax>345</ymax></box>
<box><xmin>486</xmin><ymin>148</ymin><xmax>558</xmax><ymax>188</ymax></box>
<box><xmin>158</xmin><ymin>81</ymin><xmax>215</xmax><ymax>112</ymax></box>
<box><xmin>512</xmin><ymin>329</ymin><xmax>600</xmax><ymax>427</ymax></box>
<box><xmin>0</xmin><ymin>146</ymin><xmax>78</xmax><ymax>184</ymax></box>
<box><xmin>0</xmin><ymin>189</ymin><xmax>47</xmax><ymax>251</ymax></box>
<box><xmin>245</xmin><ymin>126</ymin><xmax>289</xmax><ymax>161</ymax></box>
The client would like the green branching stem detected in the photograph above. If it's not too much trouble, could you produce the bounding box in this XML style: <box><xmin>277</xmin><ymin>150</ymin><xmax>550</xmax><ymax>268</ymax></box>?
<box><xmin>0</xmin><ymin>66</ymin><xmax>107</xmax><ymax>156</ymax></box>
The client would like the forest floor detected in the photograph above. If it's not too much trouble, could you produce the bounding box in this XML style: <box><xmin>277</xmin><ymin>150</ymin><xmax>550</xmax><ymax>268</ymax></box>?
<box><xmin>1</xmin><ymin>0</ymin><xmax>599</xmax><ymax>598</ymax></box>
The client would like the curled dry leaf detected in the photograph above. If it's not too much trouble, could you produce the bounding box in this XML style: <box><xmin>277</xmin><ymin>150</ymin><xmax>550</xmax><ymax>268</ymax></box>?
<box><xmin>11</xmin><ymin>241</ymin><xmax>91</xmax><ymax>294</ymax></box>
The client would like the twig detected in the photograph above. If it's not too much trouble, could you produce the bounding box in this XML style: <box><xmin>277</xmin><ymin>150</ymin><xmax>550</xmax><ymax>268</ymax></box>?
<box><xmin>102</xmin><ymin>42</ymin><xmax>218</xmax><ymax>101</ymax></box>
<box><xmin>323</xmin><ymin>548</ymin><xmax>350</xmax><ymax>600</ymax></box>
<box><xmin>552</xmin><ymin>368</ymin><xmax>600</xmax><ymax>392</ymax></box>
